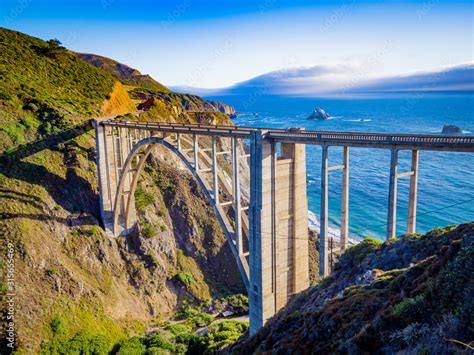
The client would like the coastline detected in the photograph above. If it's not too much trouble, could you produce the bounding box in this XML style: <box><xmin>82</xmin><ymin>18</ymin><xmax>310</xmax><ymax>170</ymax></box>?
<box><xmin>308</xmin><ymin>210</ymin><xmax>361</xmax><ymax>246</ymax></box>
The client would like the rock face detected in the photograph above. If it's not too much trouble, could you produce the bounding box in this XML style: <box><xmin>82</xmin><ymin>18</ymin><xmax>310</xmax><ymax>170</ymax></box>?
<box><xmin>307</xmin><ymin>107</ymin><xmax>330</xmax><ymax>120</ymax></box>
<box><xmin>442</xmin><ymin>124</ymin><xmax>463</xmax><ymax>134</ymax></box>
<box><xmin>136</xmin><ymin>91</ymin><xmax>237</xmax><ymax>117</ymax></box>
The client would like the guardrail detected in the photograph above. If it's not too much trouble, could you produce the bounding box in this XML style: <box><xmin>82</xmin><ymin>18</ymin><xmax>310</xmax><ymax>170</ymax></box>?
<box><xmin>100</xmin><ymin>119</ymin><xmax>474</xmax><ymax>151</ymax></box>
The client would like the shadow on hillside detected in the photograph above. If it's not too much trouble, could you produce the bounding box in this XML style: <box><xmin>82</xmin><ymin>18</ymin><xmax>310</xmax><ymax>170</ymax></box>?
<box><xmin>0</xmin><ymin>121</ymin><xmax>100</xmax><ymax>222</ymax></box>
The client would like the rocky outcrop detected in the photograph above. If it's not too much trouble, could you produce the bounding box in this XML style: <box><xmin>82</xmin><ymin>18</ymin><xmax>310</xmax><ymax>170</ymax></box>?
<box><xmin>206</xmin><ymin>100</ymin><xmax>237</xmax><ymax>117</ymax></box>
<box><xmin>442</xmin><ymin>124</ymin><xmax>463</xmax><ymax>134</ymax></box>
<box><xmin>136</xmin><ymin>91</ymin><xmax>236</xmax><ymax>118</ymax></box>
<box><xmin>307</xmin><ymin>107</ymin><xmax>330</xmax><ymax>120</ymax></box>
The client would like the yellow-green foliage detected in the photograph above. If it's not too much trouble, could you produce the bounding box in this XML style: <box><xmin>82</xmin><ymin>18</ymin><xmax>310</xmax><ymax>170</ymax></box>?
<box><xmin>336</xmin><ymin>237</ymin><xmax>382</xmax><ymax>269</ymax></box>
<box><xmin>176</xmin><ymin>249</ymin><xmax>211</xmax><ymax>299</ymax></box>
<box><xmin>100</xmin><ymin>81</ymin><xmax>136</xmax><ymax>116</ymax></box>
<box><xmin>40</xmin><ymin>304</ymin><xmax>144</xmax><ymax>354</ymax></box>
<box><xmin>176</xmin><ymin>271</ymin><xmax>195</xmax><ymax>286</ymax></box>
<box><xmin>0</xmin><ymin>28</ymin><xmax>115</xmax><ymax>118</ymax></box>
<box><xmin>142</xmin><ymin>222</ymin><xmax>157</xmax><ymax>239</ymax></box>
<box><xmin>134</xmin><ymin>184</ymin><xmax>155</xmax><ymax>211</ymax></box>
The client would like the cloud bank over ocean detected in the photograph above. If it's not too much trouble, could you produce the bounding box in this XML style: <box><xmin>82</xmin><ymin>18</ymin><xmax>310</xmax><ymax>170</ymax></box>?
<box><xmin>173</xmin><ymin>62</ymin><xmax>474</xmax><ymax>97</ymax></box>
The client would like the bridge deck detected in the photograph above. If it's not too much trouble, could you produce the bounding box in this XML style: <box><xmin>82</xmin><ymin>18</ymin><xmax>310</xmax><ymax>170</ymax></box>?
<box><xmin>101</xmin><ymin>119</ymin><xmax>474</xmax><ymax>152</ymax></box>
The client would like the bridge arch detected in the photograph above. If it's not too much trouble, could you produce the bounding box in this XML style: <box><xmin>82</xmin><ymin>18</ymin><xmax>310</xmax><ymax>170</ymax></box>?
<box><xmin>111</xmin><ymin>136</ymin><xmax>250</xmax><ymax>289</ymax></box>
<box><xmin>95</xmin><ymin>120</ymin><xmax>313</xmax><ymax>335</ymax></box>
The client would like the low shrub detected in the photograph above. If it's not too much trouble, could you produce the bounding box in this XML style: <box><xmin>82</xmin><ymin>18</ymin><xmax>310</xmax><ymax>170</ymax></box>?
<box><xmin>135</xmin><ymin>185</ymin><xmax>155</xmax><ymax>211</ymax></box>
<box><xmin>176</xmin><ymin>272</ymin><xmax>195</xmax><ymax>287</ymax></box>
<box><xmin>142</xmin><ymin>223</ymin><xmax>157</xmax><ymax>238</ymax></box>
<box><xmin>50</xmin><ymin>316</ymin><xmax>67</xmax><ymax>335</ymax></box>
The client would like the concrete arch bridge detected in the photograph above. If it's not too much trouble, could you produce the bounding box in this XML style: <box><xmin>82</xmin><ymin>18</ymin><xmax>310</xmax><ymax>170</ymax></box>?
<box><xmin>94</xmin><ymin>119</ymin><xmax>474</xmax><ymax>334</ymax></box>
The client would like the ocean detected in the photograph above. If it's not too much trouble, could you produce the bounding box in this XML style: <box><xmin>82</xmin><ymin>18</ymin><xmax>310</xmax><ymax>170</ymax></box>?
<box><xmin>207</xmin><ymin>93</ymin><xmax>474</xmax><ymax>240</ymax></box>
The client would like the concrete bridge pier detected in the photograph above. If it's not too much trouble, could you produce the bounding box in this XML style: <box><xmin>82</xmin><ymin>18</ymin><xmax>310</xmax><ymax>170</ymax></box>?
<box><xmin>319</xmin><ymin>145</ymin><xmax>350</xmax><ymax>277</ymax></box>
<box><xmin>249</xmin><ymin>131</ymin><xmax>309</xmax><ymax>335</ymax></box>
<box><xmin>386</xmin><ymin>149</ymin><xmax>420</xmax><ymax>240</ymax></box>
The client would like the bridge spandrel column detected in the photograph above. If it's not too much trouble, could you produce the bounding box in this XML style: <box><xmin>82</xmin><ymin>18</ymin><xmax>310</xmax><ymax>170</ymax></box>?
<box><xmin>95</xmin><ymin>122</ymin><xmax>108</xmax><ymax>225</ymax></box>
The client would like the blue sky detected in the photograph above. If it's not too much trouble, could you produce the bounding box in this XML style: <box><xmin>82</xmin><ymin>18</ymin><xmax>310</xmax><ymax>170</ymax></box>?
<box><xmin>1</xmin><ymin>0</ymin><xmax>472</xmax><ymax>88</ymax></box>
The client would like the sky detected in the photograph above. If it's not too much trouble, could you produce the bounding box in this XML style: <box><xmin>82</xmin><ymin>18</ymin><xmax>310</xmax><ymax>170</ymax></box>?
<box><xmin>0</xmin><ymin>0</ymin><xmax>472</xmax><ymax>89</ymax></box>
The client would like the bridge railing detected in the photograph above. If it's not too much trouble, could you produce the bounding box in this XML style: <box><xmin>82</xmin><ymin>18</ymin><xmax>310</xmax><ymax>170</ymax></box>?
<box><xmin>266</xmin><ymin>130</ymin><xmax>474</xmax><ymax>151</ymax></box>
<box><xmin>101</xmin><ymin>119</ymin><xmax>474</xmax><ymax>151</ymax></box>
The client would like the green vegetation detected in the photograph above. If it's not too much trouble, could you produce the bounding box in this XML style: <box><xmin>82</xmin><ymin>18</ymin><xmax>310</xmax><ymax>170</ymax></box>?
<box><xmin>0</xmin><ymin>28</ymin><xmax>117</xmax><ymax>151</ymax></box>
<box><xmin>231</xmin><ymin>224</ymin><xmax>474</xmax><ymax>354</ymax></box>
<box><xmin>155</xmin><ymin>175</ymin><xmax>177</xmax><ymax>197</ymax></box>
<box><xmin>175</xmin><ymin>302</ymin><xmax>214</xmax><ymax>328</ymax></box>
<box><xmin>392</xmin><ymin>294</ymin><xmax>427</xmax><ymax>319</ymax></box>
<box><xmin>50</xmin><ymin>316</ymin><xmax>67</xmax><ymax>335</ymax></box>
<box><xmin>142</xmin><ymin>222</ymin><xmax>157</xmax><ymax>238</ymax></box>
<box><xmin>115</xmin><ymin>318</ymin><xmax>248</xmax><ymax>354</ymax></box>
<box><xmin>0</xmin><ymin>27</ymin><xmax>242</xmax><ymax>354</ymax></box>
<box><xmin>336</xmin><ymin>237</ymin><xmax>382</xmax><ymax>270</ymax></box>
<box><xmin>76</xmin><ymin>53</ymin><xmax>171</xmax><ymax>93</ymax></box>
<box><xmin>176</xmin><ymin>272</ymin><xmax>195</xmax><ymax>287</ymax></box>
<box><xmin>42</xmin><ymin>331</ymin><xmax>114</xmax><ymax>354</ymax></box>
<box><xmin>135</xmin><ymin>185</ymin><xmax>155</xmax><ymax>211</ymax></box>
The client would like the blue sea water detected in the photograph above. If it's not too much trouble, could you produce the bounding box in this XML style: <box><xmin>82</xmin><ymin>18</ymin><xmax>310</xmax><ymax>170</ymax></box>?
<box><xmin>208</xmin><ymin>93</ymin><xmax>474</xmax><ymax>240</ymax></box>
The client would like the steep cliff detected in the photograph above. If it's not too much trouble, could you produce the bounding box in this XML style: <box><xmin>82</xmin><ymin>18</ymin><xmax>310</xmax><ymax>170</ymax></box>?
<box><xmin>135</xmin><ymin>91</ymin><xmax>236</xmax><ymax>117</ymax></box>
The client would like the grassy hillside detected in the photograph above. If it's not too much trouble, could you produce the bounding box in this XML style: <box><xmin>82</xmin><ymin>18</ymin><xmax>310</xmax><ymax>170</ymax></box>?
<box><xmin>230</xmin><ymin>224</ymin><xmax>474</xmax><ymax>354</ymax></box>
<box><xmin>76</xmin><ymin>52</ymin><xmax>171</xmax><ymax>93</ymax></box>
<box><xmin>0</xmin><ymin>28</ymin><xmax>244</xmax><ymax>353</ymax></box>
<box><xmin>0</xmin><ymin>28</ymin><xmax>117</xmax><ymax>152</ymax></box>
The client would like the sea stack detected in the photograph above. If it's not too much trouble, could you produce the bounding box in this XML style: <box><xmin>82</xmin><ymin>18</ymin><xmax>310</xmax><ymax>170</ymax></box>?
<box><xmin>307</xmin><ymin>107</ymin><xmax>330</xmax><ymax>120</ymax></box>
<box><xmin>442</xmin><ymin>124</ymin><xmax>463</xmax><ymax>134</ymax></box>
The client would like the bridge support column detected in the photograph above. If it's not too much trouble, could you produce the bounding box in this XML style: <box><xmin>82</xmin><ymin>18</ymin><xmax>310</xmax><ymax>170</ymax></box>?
<box><xmin>95</xmin><ymin>122</ymin><xmax>108</xmax><ymax>226</ymax></box>
<box><xmin>211</xmin><ymin>136</ymin><xmax>219</xmax><ymax>204</ymax></box>
<box><xmin>407</xmin><ymin>150</ymin><xmax>419</xmax><ymax>234</ymax></box>
<box><xmin>232</xmin><ymin>137</ymin><xmax>242</xmax><ymax>255</ymax></box>
<box><xmin>341</xmin><ymin>146</ymin><xmax>349</xmax><ymax>250</ymax></box>
<box><xmin>193</xmin><ymin>134</ymin><xmax>199</xmax><ymax>171</ymax></box>
<box><xmin>386</xmin><ymin>148</ymin><xmax>399</xmax><ymax>240</ymax></box>
<box><xmin>249</xmin><ymin>132</ymin><xmax>309</xmax><ymax>335</ymax></box>
<box><xmin>320</xmin><ymin>145</ymin><xmax>329</xmax><ymax>276</ymax></box>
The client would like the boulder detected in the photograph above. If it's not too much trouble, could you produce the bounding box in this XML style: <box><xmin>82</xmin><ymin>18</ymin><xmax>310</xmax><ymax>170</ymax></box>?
<box><xmin>442</xmin><ymin>124</ymin><xmax>463</xmax><ymax>134</ymax></box>
<box><xmin>307</xmin><ymin>107</ymin><xmax>330</xmax><ymax>120</ymax></box>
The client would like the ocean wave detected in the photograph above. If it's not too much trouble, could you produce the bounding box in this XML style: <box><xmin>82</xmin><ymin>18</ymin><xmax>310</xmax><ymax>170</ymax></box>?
<box><xmin>345</xmin><ymin>118</ymin><xmax>372</xmax><ymax>122</ymax></box>
<box><xmin>308</xmin><ymin>210</ymin><xmax>360</xmax><ymax>245</ymax></box>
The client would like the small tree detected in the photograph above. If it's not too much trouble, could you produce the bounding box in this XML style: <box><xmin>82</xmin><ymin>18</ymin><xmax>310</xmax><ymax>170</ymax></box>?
<box><xmin>45</xmin><ymin>39</ymin><xmax>65</xmax><ymax>58</ymax></box>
